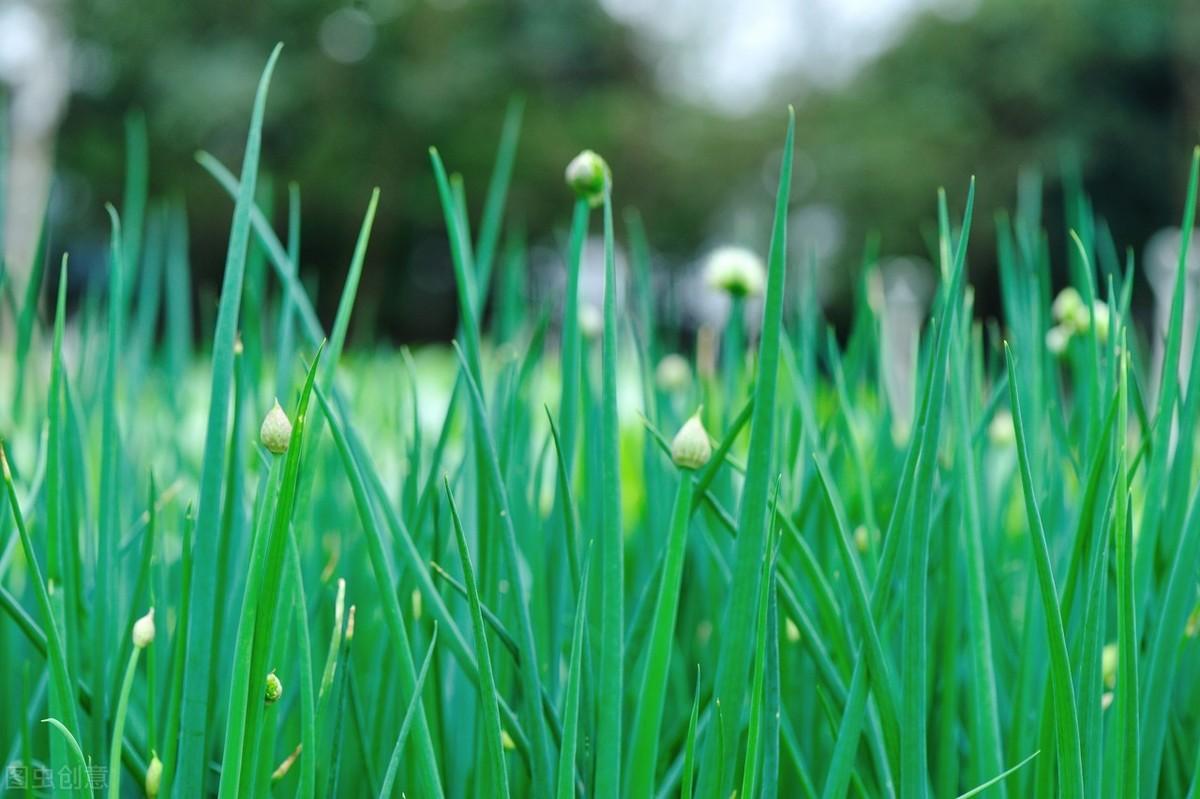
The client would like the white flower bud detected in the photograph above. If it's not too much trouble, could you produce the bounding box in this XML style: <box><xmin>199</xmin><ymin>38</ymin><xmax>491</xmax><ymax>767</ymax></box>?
<box><xmin>704</xmin><ymin>246</ymin><xmax>766</xmax><ymax>298</ymax></box>
<box><xmin>265</xmin><ymin>671</ymin><xmax>283</xmax><ymax>704</ymax></box>
<box><xmin>260</xmin><ymin>400</ymin><xmax>293</xmax><ymax>455</ymax></box>
<box><xmin>145</xmin><ymin>753</ymin><xmax>163</xmax><ymax>798</ymax></box>
<box><xmin>578</xmin><ymin>303</ymin><xmax>603</xmax><ymax>341</ymax></box>
<box><xmin>132</xmin><ymin>608</ymin><xmax>156</xmax><ymax>649</ymax></box>
<box><xmin>1046</xmin><ymin>324</ymin><xmax>1072</xmax><ymax>356</ymax></box>
<box><xmin>988</xmin><ymin>409</ymin><xmax>1016</xmax><ymax>447</ymax></box>
<box><xmin>565</xmin><ymin>150</ymin><xmax>611</xmax><ymax>207</ymax></box>
<box><xmin>655</xmin><ymin>354</ymin><xmax>692</xmax><ymax>393</ymax></box>
<box><xmin>671</xmin><ymin>411</ymin><xmax>712</xmax><ymax>470</ymax></box>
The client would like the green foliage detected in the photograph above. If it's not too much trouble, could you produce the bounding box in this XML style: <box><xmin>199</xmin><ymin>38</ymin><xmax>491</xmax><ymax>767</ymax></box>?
<box><xmin>7</xmin><ymin>48</ymin><xmax>1200</xmax><ymax>799</ymax></box>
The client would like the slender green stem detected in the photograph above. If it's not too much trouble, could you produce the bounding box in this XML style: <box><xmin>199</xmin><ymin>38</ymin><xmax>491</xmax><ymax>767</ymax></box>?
<box><xmin>626</xmin><ymin>475</ymin><xmax>695</xmax><ymax>798</ymax></box>
<box><xmin>1114</xmin><ymin>343</ymin><xmax>1139</xmax><ymax>799</ymax></box>
<box><xmin>445</xmin><ymin>481</ymin><xmax>510</xmax><ymax>798</ymax></box>
<box><xmin>556</xmin><ymin>544</ymin><xmax>592</xmax><ymax>799</ymax></box>
<box><xmin>109</xmin><ymin>646</ymin><xmax>144</xmax><ymax>799</ymax></box>
<box><xmin>1</xmin><ymin>446</ymin><xmax>83</xmax><ymax>759</ymax></box>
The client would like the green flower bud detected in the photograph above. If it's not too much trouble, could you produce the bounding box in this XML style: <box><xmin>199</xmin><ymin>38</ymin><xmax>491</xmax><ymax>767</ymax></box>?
<box><xmin>1102</xmin><ymin>642</ymin><xmax>1118</xmax><ymax>689</ymax></box>
<box><xmin>1089</xmin><ymin>301</ymin><xmax>1111</xmax><ymax>343</ymax></box>
<box><xmin>145</xmin><ymin>753</ymin><xmax>163</xmax><ymax>798</ymax></box>
<box><xmin>565</xmin><ymin>150</ymin><xmax>611</xmax><ymax>207</ymax></box>
<box><xmin>671</xmin><ymin>411</ymin><xmax>712</xmax><ymax>470</ymax></box>
<box><xmin>854</xmin><ymin>525</ymin><xmax>870</xmax><ymax>553</ymax></box>
<box><xmin>784</xmin><ymin>617</ymin><xmax>801</xmax><ymax>643</ymax></box>
<box><xmin>132</xmin><ymin>608</ymin><xmax>156</xmax><ymax>649</ymax></box>
<box><xmin>265</xmin><ymin>671</ymin><xmax>283</xmax><ymax>704</ymax></box>
<box><xmin>1052</xmin><ymin>286</ymin><xmax>1084</xmax><ymax>327</ymax></box>
<box><xmin>260</xmin><ymin>400</ymin><xmax>293</xmax><ymax>455</ymax></box>
<box><xmin>704</xmin><ymin>246</ymin><xmax>766</xmax><ymax>298</ymax></box>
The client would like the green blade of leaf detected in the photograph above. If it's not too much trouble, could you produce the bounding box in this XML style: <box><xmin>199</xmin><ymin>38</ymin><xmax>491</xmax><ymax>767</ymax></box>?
<box><xmin>446</xmin><ymin>480</ymin><xmax>511</xmax><ymax>798</ymax></box>
<box><xmin>313</xmin><ymin>384</ymin><xmax>445</xmax><ymax>797</ymax></box>
<box><xmin>556</xmin><ymin>543</ymin><xmax>592</xmax><ymax>799</ymax></box>
<box><xmin>593</xmin><ymin>185</ymin><xmax>626</xmax><ymax>799</ymax></box>
<box><xmin>699</xmin><ymin>106</ymin><xmax>794</xmax><ymax>799</ymax></box>
<box><xmin>1005</xmin><ymin>342</ymin><xmax>1084</xmax><ymax>797</ymax></box>
<box><xmin>175</xmin><ymin>44</ymin><xmax>283</xmax><ymax>796</ymax></box>
<box><xmin>954</xmin><ymin>751</ymin><xmax>1040</xmax><ymax>799</ymax></box>
<box><xmin>452</xmin><ymin>342</ymin><xmax>554</xmax><ymax>796</ymax></box>
<box><xmin>378</xmin><ymin>627</ymin><xmax>440</xmax><ymax>799</ymax></box>
<box><xmin>626</xmin><ymin>473</ymin><xmax>695</xmax><ymax>798</ymax></box>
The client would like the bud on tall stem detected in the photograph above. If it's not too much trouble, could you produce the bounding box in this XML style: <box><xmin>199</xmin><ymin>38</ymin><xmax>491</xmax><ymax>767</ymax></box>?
<box><xmin>627</xmin><ymin>413</ymin><xmax>712</xmax><ymax>795</ymax></box>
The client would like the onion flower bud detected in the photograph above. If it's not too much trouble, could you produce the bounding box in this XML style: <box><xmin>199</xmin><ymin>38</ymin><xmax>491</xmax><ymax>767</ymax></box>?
<box><xmin>132</xmin><ymin>608</ymin><xmax>156</xmax><ymax>649</ymax></box>
<box><xmin>565</xmin><ymin>150</ymin><xmax>611</xmax><ymax>207</ymax></box>
<box><xmin>671</xmin><ymin>411</ymin><xmax>712</xmax><ymax>470</ymax></box>
<box><xmin>704</xmin><ymin>246</ymin><xmax>766</xmax><ymax>298</ymax></box>
<box><xmin>260</xmin><ymin>400</ymin><xmax>293</xmax><ymax>455</ymax></box>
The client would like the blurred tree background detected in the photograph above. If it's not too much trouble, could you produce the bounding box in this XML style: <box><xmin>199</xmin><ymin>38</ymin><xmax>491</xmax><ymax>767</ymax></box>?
<box><xmin>5</xmin><ymin>0</ymin><xmax>1200</xmax><ymax>341</ymax></box>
